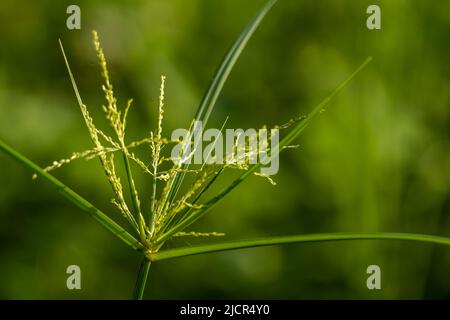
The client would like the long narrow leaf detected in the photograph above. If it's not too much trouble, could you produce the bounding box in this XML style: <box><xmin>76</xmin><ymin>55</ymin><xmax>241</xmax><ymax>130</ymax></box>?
<box><xmin>156</xmin><ymin>57</ymin><xmax>372</xmax><ymax>244</ymax></box>
<box><xmin>149</xmin><ymin>232</ymin><xmax>450</xmax><ymax>261</ymax></box>
<box><xmin>166</xmin><ymin>0</ymin><xmax>278</xmax><ymax>204</ymax></box>
<box><xmin>0</xmin><ymin>139</ymin><xmax>144</xmax><ymax>251</ymax></box>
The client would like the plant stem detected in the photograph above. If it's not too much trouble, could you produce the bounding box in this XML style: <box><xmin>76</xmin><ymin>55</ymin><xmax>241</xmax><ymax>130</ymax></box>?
<box><xmin>149</xmin><ymin>232</ymin><xmax>450</xmax><ymax>261</ymax></box>
<box><xmin>133</xmin><ymin>257</ymin><xmax>152</xmax><ymax>300</ymax></box>
<box><xmin>122</xmin><ymin>152</ymin><xmax>146</xmax><ymax>243</ymax></box>
<box><xmin>149</xmin><ymin>151</ymin><xmax>158</xmax><ymax>236</ymax></box>
<box><xmin>123</xmin><ymin>154</ymin><xmax>141</xmax><ymax>217</ymax></box>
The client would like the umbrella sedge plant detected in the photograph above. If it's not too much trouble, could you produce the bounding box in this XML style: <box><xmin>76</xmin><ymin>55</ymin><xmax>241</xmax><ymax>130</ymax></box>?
<box><xmin>0</xmin><ymin>0</ymin><xmax>449</xmax><ymax>299</ymax></box>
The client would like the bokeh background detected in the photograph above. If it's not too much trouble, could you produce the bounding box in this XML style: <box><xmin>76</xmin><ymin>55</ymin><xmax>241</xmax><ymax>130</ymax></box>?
<box><xmin>0</xmin><ymin>0</ymin><xmax>449</xmax><ymax>299</ymax></box>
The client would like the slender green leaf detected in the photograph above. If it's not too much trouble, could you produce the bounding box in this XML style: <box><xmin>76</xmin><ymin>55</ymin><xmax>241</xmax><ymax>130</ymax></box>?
<box><xmin>166</xmin><ymin>0</ymin><xmax>278</xmax><ymax>205</ymax></box>
<box><xmin>0</xmin><ymin>139</ymin><xmax>144</xmax><ymax>251</ymax></box>
<box><xmin>149</xmin><ymin>232</ymin><xmax>450</xmax><ymax>261</ymax></box>
<box><xmin>156</xmin><ymin>57</ymin><xmax>373</xmax><ymax>244</ymax></box>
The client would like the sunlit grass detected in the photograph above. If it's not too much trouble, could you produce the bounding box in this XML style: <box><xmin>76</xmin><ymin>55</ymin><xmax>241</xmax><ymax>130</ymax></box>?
<box><xmin>0</xmin><ymin>0</ymin><xmax>449</xmax><ymax>299</ymax></box>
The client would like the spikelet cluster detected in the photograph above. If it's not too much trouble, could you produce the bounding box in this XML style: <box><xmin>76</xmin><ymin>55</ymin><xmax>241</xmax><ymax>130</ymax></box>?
<box><xmin>45</xmin><ymin>31</ymin><xmax>299</xmax><ymax>251</ymax></box>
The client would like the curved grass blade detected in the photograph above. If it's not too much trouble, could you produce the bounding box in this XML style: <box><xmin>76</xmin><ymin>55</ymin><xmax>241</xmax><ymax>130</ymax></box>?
<box><xmin>166</xmin><ymin>0</ymin><xmax>278</xmax><ymax>205</ymax></box>
<box><xmin>149</xmin><ymin>232</ymin><xmax>450</xmax><ymax>261</ymax></box>
<box><xmin>0</xmin><ymin>139</ymin><xmax>144</xmax><ymax>251</ymax></box>
<box><xmin>156</xmin><ymin>57</ymin><xmax>373</xmax><ymax>244</ymax></box>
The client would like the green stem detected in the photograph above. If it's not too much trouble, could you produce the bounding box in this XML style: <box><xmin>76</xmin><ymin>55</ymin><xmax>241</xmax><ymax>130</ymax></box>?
<box><xmin>122</xmin><ymin>152</ymin><xmax>146</xmax><ymax>243</ymax></box>
<box><xmin>123</xmin><ymin>154</ymin><xmax>140</xmax><ymax>215</ymax></box>
<box><xmin>149</xmin><ymin>153</ymin><xmax>158</xmax><ymax>237</ymax></box>
<box><xmin>149</xmin><ymin>232</ymin><xmax>450</xmax><ymax>261</ymax></box>
<box><xmin>133</xmin><ymin>257</ymin><xmax>152</xmax><ymax>300</ymax></box>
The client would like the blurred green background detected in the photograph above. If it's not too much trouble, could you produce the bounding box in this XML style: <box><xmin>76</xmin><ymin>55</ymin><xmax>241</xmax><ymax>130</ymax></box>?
<box><xmin>0</xmin><ymin>0</ymin><xmax>449</xmax><ymax>299</ymax></box>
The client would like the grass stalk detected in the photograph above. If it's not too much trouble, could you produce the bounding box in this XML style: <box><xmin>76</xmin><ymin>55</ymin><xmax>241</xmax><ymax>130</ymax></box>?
<box><xmin>133</xmin><ymin>257</ymin><xmax>152</xmax><ymax>300</ymax></box>
<box><xmin>122</xmin><ymin>152</ymin><xmax>146</xmax><ymax>243</ymax></box>
<box><xmin>149</xmin><ymin>232</ymin><xmax>450</xmax><ymax>261</ymax></box>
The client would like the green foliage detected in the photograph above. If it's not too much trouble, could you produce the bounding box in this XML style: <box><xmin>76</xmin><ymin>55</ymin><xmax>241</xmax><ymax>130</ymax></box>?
<box><xmin>0</xmin><ymin>0</ymin><xmax>449</xmax><ymax>299</ymax></box>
